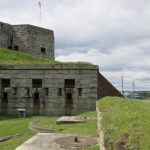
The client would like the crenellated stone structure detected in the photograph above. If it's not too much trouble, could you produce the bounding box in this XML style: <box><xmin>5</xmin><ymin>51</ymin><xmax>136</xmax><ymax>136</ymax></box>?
<box><xmin>0</xmin><ymin>22</ymin><xmax>54</xmax><ymax>60</ymax></box>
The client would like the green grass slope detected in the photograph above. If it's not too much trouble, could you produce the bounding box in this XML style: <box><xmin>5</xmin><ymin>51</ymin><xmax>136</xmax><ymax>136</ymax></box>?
<box><xmin>98</xmin><ymin>97</ymin><xmax>150</xmax><ymax>150</ymax></box>
<box><xmin>0</xmin><ymin>48</ymin><xmax>93</xmax><ymax>65</ymax></box>
<box><xmin>0</xmin><ymin>48</ymin><xmax>61</xmax><ymax>65</ymax></box>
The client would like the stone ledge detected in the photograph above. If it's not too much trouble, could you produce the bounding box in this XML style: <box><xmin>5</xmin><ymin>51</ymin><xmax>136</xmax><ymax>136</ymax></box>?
<box><xmin>0</xmin><ymin>64</ymin><xmax>99</xmax><ymax>70</ymax></box>
<box><xmin>96</xmin><ymin>104</ymin><xmax>105</xmax><ymax>150</ymax></box>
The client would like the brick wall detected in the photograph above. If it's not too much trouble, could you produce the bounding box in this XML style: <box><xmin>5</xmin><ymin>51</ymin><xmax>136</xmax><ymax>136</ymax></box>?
<box><xmin>98</xmin><ymin>73</ymin><xmax>123</xmax><ymax>99</ymax></box>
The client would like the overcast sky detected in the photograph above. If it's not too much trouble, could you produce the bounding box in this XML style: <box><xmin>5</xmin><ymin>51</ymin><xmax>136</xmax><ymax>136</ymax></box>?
<box><xmin>0</xmin><ymin>0</ymin><xmax>150</xmax><ymax>91</ymax></box>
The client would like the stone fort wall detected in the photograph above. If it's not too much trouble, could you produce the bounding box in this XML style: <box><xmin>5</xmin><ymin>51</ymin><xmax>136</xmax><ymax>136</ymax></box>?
<box><xmin>0</xmin><ymin>22</ymin><xmax>12</xmax><ymax>48</ymax></box>
<box><xmin>0</xmin><ymin>64</ymin><xmax>98</xmax><ymax>116</ymax></box>
<box><xmin>0</xmin><ymin>21</ymin><xmax>123</xmax><ymax>116</ymax></box>
<box><xmin>0</xmin><ymin>22</ymin><xmax>54</xmax><ymax>60</ymax></box>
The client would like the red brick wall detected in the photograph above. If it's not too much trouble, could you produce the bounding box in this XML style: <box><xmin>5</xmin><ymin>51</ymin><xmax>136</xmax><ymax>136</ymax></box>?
<box><xmin>98</xmin><ymin>73</ymin><xmax>123</xmax><ymax>99</ymax></box>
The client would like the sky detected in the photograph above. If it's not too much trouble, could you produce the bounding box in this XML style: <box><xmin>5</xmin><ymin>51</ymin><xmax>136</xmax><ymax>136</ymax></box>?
<box><xmin>0</xmin><ymin>0</ymin><xmax>150</xmax><ymax>91</ymax></box>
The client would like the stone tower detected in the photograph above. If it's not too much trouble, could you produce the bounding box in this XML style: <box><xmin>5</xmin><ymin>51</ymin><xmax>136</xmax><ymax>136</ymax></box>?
<box><xmin>0</xmin><ymin>22</ymin><xmax>55</xmax><ymax>60</ymax></box>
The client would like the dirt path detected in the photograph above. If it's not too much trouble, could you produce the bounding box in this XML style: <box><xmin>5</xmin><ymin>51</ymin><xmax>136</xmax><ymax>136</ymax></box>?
<box><xmin>29</xmin><ymin>122</ymin><xmax>57</xmax><ymax>133</ymax></box>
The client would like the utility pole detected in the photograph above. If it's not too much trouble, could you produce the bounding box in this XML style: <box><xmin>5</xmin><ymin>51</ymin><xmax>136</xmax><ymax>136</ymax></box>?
<box><xmin>121</xmin><ymin>73</ymin><xmax>124</xmax><ymax>94</ymax></box>
<box><xmin>133</xmin><ymin>81</ymin><xmax>135</xmax><ymax>98</ymax></box>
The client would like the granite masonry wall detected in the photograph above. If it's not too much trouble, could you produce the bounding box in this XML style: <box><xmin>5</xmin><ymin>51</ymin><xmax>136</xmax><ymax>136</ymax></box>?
<box><xmin>0</xmin><ymin>22</ymin><xmax>54</xmax><ymax>60</ymax></box>
<box><xmin>0</xmin><ymin>22</ymin><xmax>12</xmax><ymax>48</ymax></box>
<box><xmin>0</xmin><ymin>64</ymin><xmax>98</xmax><ymax>116</ymax></box>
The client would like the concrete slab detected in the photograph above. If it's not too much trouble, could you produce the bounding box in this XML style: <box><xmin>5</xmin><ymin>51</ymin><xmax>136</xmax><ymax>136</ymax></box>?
<box><xmin>56</xmin><ymin>116</ymin><xmax>93</xmax><ymax>124</ymax></box>
<box><xmin>16</xmin><ymin>133</ymin><xmax>69</xmax><ymax>150</ymax></box>
<box><xmin>16</xmin><ymin>133</ymin><xmax>97</xmax><ymax>150</ymax></box>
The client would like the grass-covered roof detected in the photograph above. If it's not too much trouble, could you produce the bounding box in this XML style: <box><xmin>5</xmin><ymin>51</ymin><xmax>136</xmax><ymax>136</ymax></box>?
<box><xmin>0</xmin><ymin>48</ymin><xmax>93</xmax><ymax>65</ymax></box>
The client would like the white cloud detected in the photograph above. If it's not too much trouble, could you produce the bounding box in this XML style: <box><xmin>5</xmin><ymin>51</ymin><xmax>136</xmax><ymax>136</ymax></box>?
<box><xmin>57</xmin><ymin>39</ymin><xmax>150</xmax><ymax>90</ymax></box>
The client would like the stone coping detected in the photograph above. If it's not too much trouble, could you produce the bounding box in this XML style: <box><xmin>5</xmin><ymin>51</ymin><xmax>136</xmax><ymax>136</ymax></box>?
<box><xmin>0</xmin><ymin>64</ymin><xmax>99</xmax><ymax>70</ymax></box>
<box><xmin>13</xmin><ymin>24</ymin><xmax>53</xmax><ymax>33</ymax></box>
<box><xmin>96</xmin><ymin>105</ymin><xmax>105</xmax><ymax>150</ymax></box>
<box><xmin>0</xmin><ymin>21</ymin><xmax>53</xmax><ymax>33</ymax></box>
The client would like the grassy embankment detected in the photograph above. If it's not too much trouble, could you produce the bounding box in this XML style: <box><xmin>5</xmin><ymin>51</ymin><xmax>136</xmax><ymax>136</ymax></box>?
<box><xmin>0</xmin><ymin>112</ymin><xmax>99</xmax><ymax>150</ymax></box>
<box><xmin>0</xmin><ymin>48</ymin><xmax>92</xmax><ymax>65</ymax></box>
<box><xmin>98</xmin><ymin>97</ymin><xmax>150</xmax><ymax>150</ymax></box>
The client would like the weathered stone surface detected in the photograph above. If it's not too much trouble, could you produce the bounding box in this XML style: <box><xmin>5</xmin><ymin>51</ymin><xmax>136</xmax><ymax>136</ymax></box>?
<box><xmin>0</xmin><ymin>64</ymin><xmax>98</xmax><ymax>116</ymax></box>
<box><xmin>97</xmin><ymin>107</ymin><xmax>105</xmax><ymax>150</ymax></box>
<box><xmin>0</xmin><ymin>22</ymin><xmax>54</xmax><ymax>60</ymax></box>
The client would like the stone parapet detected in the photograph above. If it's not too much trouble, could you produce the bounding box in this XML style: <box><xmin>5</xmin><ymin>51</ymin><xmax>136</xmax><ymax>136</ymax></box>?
<box><xmin>0</xmin><ymin>21</ymin><xmax>55</xmax><ymax>60</ymax></box>
<box><xmin>0</xmin><ymin>64</ymin><xmax>99</xmax><ymax>70</ymax></box>
<box><xmin>96</xmin><ymin>105</ymin><xmax>105</xmax><ymax>150</ymax></box>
